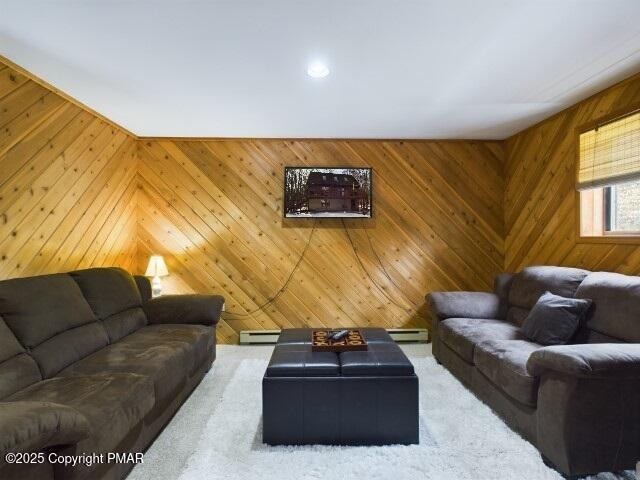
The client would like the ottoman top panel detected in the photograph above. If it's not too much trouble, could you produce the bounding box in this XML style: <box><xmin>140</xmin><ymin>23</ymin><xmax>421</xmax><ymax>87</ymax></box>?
<box><xmin>266</xmin><ymin>330</ymin><xmax>415</xmax><ymax>378</ymax></box>
<box><xmin>340</xmin><ymin>342</ymin><xmax>415</xmax><ymax>376</ymax></box>
<box><xmin>276</xmin><ymin>328</ymin><xmax>393</xmax><ymax>346</ymax></box>
<box><xmin>265</xmin><ymin>345</ymin><xmax>340</xmax><ymax>377</ymax></box>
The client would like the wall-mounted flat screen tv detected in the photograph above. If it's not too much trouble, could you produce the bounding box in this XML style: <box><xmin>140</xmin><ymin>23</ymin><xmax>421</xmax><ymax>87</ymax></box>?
<box><xmin>284</xmin><ymin>167</ymin><xmax>372</xmax><ymax>218</ymax></box>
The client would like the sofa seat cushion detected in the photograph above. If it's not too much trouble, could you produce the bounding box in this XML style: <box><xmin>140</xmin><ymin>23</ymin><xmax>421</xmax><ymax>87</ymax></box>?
<box><xmin>474</xmin><ymin>340</ymin><xmax>541</xmax><ymax>407</ymax></box>
<box><xmin>7</xmin><ymin>374</ymin><xmax>154</xmax><ymax>454</ymax></box>
<box><xmin>142</xmin><ymin>324</ymin><xmax>213</xmax><ymax>373</ymax></box>
<box><xmin>439</xmin><ymin>318</ymin><xmax>526</xmax><ymax>363</ymax></box>
<box><xmin>58</xmin><ymin>325</ymin><xmax>212</xmax><ymax>405</ymax></box>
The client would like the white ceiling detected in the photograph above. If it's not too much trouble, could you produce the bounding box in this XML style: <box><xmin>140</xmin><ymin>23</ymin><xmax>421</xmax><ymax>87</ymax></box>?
<box><xmin>1</xmin><ymin>0</ymin><xmax>640</xmax><ymax>139</ymax></box>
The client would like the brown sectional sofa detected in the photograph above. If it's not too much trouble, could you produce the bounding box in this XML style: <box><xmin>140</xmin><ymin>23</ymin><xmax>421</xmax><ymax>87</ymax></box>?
<box><xmin>0</xmin><ymin>267</ymin><xmax>224</xmax><ymax>480</ymax></box>
<box><xmin>427</xmin><ymin>266</ymin><xmax>640</xmax><ymax>478</ymax></box>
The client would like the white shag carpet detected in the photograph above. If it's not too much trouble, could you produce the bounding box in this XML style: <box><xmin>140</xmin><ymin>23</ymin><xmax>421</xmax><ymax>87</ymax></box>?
<box><xmin>128</xmin><ymin>344</ymin><xmax>632</xmax><ymax>480</ymax></box>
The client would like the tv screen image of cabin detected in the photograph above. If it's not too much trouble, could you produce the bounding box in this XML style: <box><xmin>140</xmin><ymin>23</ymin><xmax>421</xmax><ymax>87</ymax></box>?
<box><xmin>284</xmin><ymin>167</ymin><xmax>372</xmax><ymax>218</ymax></box>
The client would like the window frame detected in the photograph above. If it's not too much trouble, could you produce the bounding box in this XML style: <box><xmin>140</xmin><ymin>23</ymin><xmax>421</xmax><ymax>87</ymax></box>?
<box><xmin>576</xmin><ymin>103</ymin><xmax>640</xmax><ymax>244</ymax></box>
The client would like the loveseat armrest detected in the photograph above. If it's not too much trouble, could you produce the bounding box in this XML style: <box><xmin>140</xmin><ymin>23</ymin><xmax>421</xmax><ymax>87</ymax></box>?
<box><xmin>527</xmin><ymin>344</ymin><xmax>640</xmax><ymax>379</ymax></box>
<box><xmin>0</xmin><ymin>401</ymin><xmax>89</xmax><ymax>456</ymax></box>
<box><xmin>144</xmin><ymin>294</ymin><xmax>225</xmax><ymax>326</ymax></box>
<box><xmin>531</xmin><ymin>344</ymin><xmax>640</xmax><ymax>475</ymax></box>
<box><xmin>426</xmin><ymin>292</ymin><xmax>503</xmax><ymax>322</ymax></box>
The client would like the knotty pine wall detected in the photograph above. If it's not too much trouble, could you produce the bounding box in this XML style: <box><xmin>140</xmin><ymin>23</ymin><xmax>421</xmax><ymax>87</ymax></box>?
<box><xmin>504</xmin><ymin>72</ymin><xmax>640</xmax><ymax>274</ymax></box>
<box><xmin>6</xmin><ymin>51</ymin><xmax>640</xmax><ymax>345</ymax></box>
<box><xmin>137</xmin><ymin>139</ymin><xmax>505</xmax><ymax>343</ymax></box>
<box><xmin>1</xmin><ymin>55</ymin><xmax>505</xmax><ymax>344</ymax></box>
<box><xmin>0</xmin><ymin>59</ymin><xmax>138</xmax><ymax>279</ymax></box>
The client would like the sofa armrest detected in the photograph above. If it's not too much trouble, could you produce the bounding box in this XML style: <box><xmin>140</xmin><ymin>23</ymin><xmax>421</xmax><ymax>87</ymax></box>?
<box><xmin>0</xmin><ymin>401</ymin><xmax>89</xmax><ymax>455</ymax></box>
<box><xmin>426</xmin><ymin>292</ymin><xmax>503</xmax><ymax>322</ymax></box>
<box><xmin>527</xmin><ymin>344</ymin><xmax>640</xmax><ymax>379</ymax></box>
<box><xmin>144</xmin><ymin>294</ymin><xmax>225</xmax><ymax>326</ymax></box>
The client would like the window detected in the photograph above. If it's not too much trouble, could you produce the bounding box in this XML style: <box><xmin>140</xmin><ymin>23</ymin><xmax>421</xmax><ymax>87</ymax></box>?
<box><xmin>605</xmin><ymin>180</ymin><xmax>640</xmax><ymax>233</ymax></box>
<box><xmin>578</xmin><ymin>109</ymin><xmax>640</xmax><ymax>239</ymax></box>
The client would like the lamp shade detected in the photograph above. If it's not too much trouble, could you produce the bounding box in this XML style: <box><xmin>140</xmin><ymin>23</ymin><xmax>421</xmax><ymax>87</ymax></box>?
<box><xmin>145</xmin><ymin>255</ymin><xmax>169</xmax><ymax>277</ymax></box>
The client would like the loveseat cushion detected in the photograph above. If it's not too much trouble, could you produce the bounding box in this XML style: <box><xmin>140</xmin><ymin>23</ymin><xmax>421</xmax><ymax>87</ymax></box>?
<box><xmin>507</xmin><ymin>266</ymin><xmax>589</xmax><ymax>325</ymax></box>
<box><xmin>474</xmin><ymin>340</ymin><xmax>541</xmax><ymax>407</ymax></box>
<box><xmin>7</xmin><ymin>374</ymin><xmax>154</xmax><ymax>454</ymax></box>
<box><xmin>70</xmin><ymin>268</ymin><xmax>147</xmax><ymax>342</ymax></box>
<box><xmin>0</xmin><ymin>274</ymin><xmax>109</xmax><ymax>378</ymax></box>
<box><xmin>0</xmin><ymin>319</ymin><xmax>42</xmax><ymax>399</ymax></box>
<box><xmin>439</xmin><ymin>318</ymin><xmax>526</xmax><ymax>363</ymax></box>
<box><xmin>574</xmin><ymin>271</ymin><xmax>640</xmax><ymax>343</ymax></box>
<box><xmin>58</xmin><ymin>324</ymin><xmax>211</xmax><ymax>405</ymax></box>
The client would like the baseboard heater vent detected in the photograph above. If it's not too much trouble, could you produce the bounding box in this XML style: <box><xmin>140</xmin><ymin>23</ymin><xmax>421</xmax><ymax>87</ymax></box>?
<box><xmin>239</xmin><ymin>328</ymin><xmax>428</xmax><ymax>345</ymax></box>
<box><xmin>239</xmin><ymin>330</ymin><xmax>282</xmax><ymax>345</ymax></box>
<box><xmin>386</xmin><ymin>328</ymin><xmax>429</xmax><ymax>343</ymax></box>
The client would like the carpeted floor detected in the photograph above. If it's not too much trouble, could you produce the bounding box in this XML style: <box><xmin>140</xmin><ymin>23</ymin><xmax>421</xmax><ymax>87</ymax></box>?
<box><xmin>128</xmin><ymin>344</ymin><xmax>634</xmax><ymax>480</ymax></box>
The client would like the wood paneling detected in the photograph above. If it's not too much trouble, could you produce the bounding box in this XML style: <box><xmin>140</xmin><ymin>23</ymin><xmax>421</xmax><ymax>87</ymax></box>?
<box><xmin>137</xmin><ymin>139</ymin><xmax>505</xmax><ymax>343</ymax></box>
<box><xmin>504</xmin><ymin>73</ymin><xmax>640</xmax><ymax>273</ymax></box>
<box><xmin>7</xmin><ymin>52</ymin><xmax>640</xmax><ymax>344</ymax></box>
<box><xmin>0</xmin><ymin>59</ymin><xmax>138</xmax><ymax>279</ymax></box>
<box><xmin>1</xmin><ymin>56</ymin><xmax>506</xmax><ymax>344</ymax></box>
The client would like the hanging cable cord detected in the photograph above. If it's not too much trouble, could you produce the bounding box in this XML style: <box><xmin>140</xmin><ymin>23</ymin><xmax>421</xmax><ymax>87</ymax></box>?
<box><xmin>363</xmin><ymin>225</ymin><xmax>414</xmax><ymax>303</ymax></box>
<box><xmin>221</xmin><ymin>221</ymin><xmax>317</xmax><ymax>318</ymax></box>
<box><xmin>341</xmin><ymin>219</ymin><xmax>417</xmax><ymax>312</ymax></box>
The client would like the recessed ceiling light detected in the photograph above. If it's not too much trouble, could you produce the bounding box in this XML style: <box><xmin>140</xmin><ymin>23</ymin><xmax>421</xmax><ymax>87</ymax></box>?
<box><xmin>307</xmin><ymin>62</ymin><xmax>330</xmax><ymax>78</ymax></box>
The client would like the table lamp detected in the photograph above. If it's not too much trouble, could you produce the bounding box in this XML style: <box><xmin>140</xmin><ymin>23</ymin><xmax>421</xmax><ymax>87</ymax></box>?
<box><xmin>145</xmin><ymin>255</ymin><xmax>169</xmax><ymax>297</ymax></box>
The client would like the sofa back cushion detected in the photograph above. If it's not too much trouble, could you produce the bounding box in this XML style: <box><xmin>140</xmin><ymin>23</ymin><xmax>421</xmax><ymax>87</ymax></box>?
<box><xmin>507</xmin><ymin>266</ymin><xmax>590</xmax><ymax>325</ymax></box>
<box><xmin>70</xmin><ymin>268</ymin><xmax>147</xmax><ymax>342</ymax></box>
<box><xmin>0</xmin><ymin>317</ymin><xmax>42</xmax><ymax>399</ymax></box>
<box><xmin>574</xmin><ymin>272</ymin><xmax>640</xmax><ymax>343</ymax></box>
<box><xmin>0</xmin><ymin>274</ymin><xmax>109</xmax><ymax>378</ymax></box>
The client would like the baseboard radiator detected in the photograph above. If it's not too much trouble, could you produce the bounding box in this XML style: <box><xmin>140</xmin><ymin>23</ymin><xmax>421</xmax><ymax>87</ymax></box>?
<box><xmin>239</xmin><ymin>328</ymin><xmax>428</xmax><ymax>345</ymax></box>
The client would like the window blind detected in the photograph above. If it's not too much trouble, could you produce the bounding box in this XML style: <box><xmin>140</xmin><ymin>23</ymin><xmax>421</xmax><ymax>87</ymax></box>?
<box><xmin>577</xmin><ymin>110</ymin><xmax>640</xmax><ymax>190</ymax></box>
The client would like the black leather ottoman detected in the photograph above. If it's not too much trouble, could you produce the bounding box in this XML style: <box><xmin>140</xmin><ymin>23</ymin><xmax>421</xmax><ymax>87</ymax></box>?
<box><xmin>262</xmin><ymin>328</ymin><xmax>419</xmax><ymax>445</ymax></box>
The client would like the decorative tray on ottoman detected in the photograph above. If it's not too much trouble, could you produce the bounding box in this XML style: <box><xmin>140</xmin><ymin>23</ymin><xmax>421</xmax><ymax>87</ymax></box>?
<box><xmin>311</xmin><ymin>329</ymin><xmax>368</xmax><ymax>352</ymax></box>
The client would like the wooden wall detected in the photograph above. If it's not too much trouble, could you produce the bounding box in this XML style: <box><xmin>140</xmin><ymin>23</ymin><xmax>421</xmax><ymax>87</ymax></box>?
<box><xmin>1</xmin><ymin>55</ymin><xmax>505</xmax><ymax>344</ymax></box>
<box><xmin>504</xmin><ymin>73</ymin><xmax>640</xmax><ymax>274</ymax></box>
<box><xmin>12</xmin><ymin>54</ymin><xmax>640</xmax><ymax>344</ymax></box>
<box><xmin>0</xmin><ymin>59</ymin><xmax>138</xmax><ymax>279</ymax></box>
<box><xmin>136</xmin><ymin>139</ymin><xmax>505</xmax><ymax>343</ymax></box>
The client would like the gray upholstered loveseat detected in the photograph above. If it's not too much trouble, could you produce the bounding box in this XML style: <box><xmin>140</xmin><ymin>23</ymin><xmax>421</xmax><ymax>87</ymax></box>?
<box><xmin>427</xmin><ymin>266</ymin><xmax>640</xmax><ymax>478</ymax></box>
<box><xmin>0</xmin><ymin>267</ymin><xmax>224</xmax><ymax>480</ymax></box>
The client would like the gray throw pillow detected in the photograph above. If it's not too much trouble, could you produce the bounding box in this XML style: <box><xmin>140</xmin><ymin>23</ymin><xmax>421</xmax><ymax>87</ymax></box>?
<box><xmin>521</xmin><ymin>291</ymin><xmax>592</xmax><ymax>346</ymax></box>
